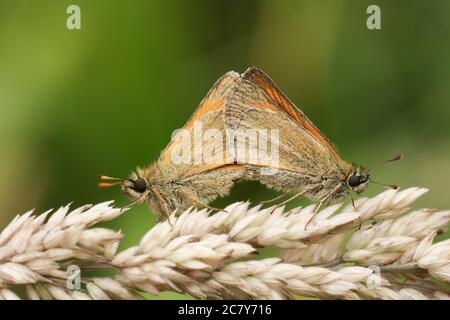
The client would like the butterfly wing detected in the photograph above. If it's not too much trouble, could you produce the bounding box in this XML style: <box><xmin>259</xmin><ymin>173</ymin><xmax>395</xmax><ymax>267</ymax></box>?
<box><xmin>240</xmin><ymin>67</ymin><xmax>340</xmax><ymax>159</ymax></box>
<box><xmin>142</xmin><ymin>71</ymin><xmax>249</xmax><ymax>212</ymax></box>
<box><xmin>225</xmin><ymin>68</ymin><xmax>351</xmax><ymax>198</ymax></box>
<box><xmin>154</xmin><ymin>71</ymin><xmax>240</xmax><ymax>178</ymax></box>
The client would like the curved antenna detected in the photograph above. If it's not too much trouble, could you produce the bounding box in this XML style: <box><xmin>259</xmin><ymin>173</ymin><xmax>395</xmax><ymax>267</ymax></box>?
<box><xmin>368</xmin><ymin>154</ymin><xmax>402</xmax><ymax>190</ymax></box>
<box><xmin>370</xmin><ymin>180</ymin><xmax>398</xmax><ymax>190</ymax></box>
<box><xmin>383</xmin><ymin>153</ymin><xmax>403</xmax><ymax>164</ymax></box>
<box><xmin>367</xmin><ymin>154</ymin><xmax>403</xmax><ymax>170</ymax></box>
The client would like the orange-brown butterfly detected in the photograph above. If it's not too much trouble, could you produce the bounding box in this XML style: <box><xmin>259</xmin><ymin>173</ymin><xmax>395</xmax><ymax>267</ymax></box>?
<box><xmin>99</xmin><ymin>71</ymin><xmax>246</xmax><ymax>219</ymax></box>
<box><xmin>99</xmin><ymin>67</ymin><xmax>400</xmax><ymax>219</ymax></box>
<box><xmin>225</xmin><ymin>67</ymin><xmax>400</xmax><ymax>213</ymax></box>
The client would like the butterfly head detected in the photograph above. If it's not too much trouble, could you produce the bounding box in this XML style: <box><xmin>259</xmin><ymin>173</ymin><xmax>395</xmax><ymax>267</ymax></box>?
<box><xmin>347</xmin><ymin>167</ymin><xmax>370</xmax><ymax>193</ymax></box>
<box><xmin>98</xmin><ymin>170</ymin><xmax>150</xmax><ymax>204</ymax></box>
<box><xmin>346</xmin><ymin>154</ymin><xmax>403</xmax><ymax>194</ymax></box>
<box><xmin>121</xmin><ymin>171</ymin><xmax>149</xmax><ymax>199</ymax></box>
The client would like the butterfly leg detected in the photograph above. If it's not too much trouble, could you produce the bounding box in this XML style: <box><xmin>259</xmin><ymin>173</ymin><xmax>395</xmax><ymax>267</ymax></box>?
<box><xmin>195</xmin><ymin>199</ymin><xmax>229</xmax><ymax>213</ymax></box>
<box><xmin>121</xmin><ymin>190</ymin><xmax>150</xmax><ymax>211</ymax></box>
<box><xmin>179</xmin><ymin>190</ymin><xmax>229</xmax><ymax>214</ymax></box>
<box><xmin>304</xmin><ymin>183</ymin><xmax>343</xmax><ymax>229</ymax></box>
<box><xmin>351</xmin><ymin>195</ymin><xmax>356</xmax><ymax>210</ymax></box>
<box><xmin>269</xmin><ymin>184</ymin><xmax>321</xmax><ymax>214</ymax></box>
<box><xmin>162</xmin><ymin>202</ymin><xmax>173</xmax><ymax>225</ymax></box>
<box><xmin>259</xmin><ymin>194</ymin><xmax>286</xmax><ymax>205</ymax></box>
<box><xmin>350</xmin><ymin>194</ymin><xmax>364</xmax><ymax>229</ymax></box>
<box><xmin>149</xmin><ymin>186</ymin><xmax>174</xmax><ymax>225</ymax></box>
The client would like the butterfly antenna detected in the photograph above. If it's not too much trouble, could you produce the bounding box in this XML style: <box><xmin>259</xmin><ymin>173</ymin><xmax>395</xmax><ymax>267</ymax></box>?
<box><xmin>383</xmin><ymin>153</ymin><xmax>403</xmax><ymax>164</ymax></box>
<box><xmin>367</xmin><ymin>154</ymin><xmax>403</xmax><ymax>170</ymax></box>
<box><xmin>365</xmin><ymin>155</ymin><xmax>402</xmax><ymax>190</ymax></box>
<box><xmin>97</xmin><ymin>175</ymin><xmax>123</xmax><ymax>188</ymax></box>
<box><xmin>370</xmin><ymin>180</ymin><xmax>398</xmax><ymax>190</ymax></box>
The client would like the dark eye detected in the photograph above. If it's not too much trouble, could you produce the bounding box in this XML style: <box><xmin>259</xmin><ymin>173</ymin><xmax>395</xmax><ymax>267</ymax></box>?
<box><xmin>348</xmin><ymin>174</ymin><xmax>361</xmax><ymax>187</ymax></box>
<box><xmin>132</xmin><ymin>178</ymin><xmax>147</xmax><ymax>193</ymax></box>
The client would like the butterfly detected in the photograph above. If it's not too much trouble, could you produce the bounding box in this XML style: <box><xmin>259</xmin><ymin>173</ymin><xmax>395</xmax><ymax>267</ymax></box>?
<box><xmin>99</xmin><ymin>67</ymin><xmax>400</xmax><ymax>219</ymax></box>
<box><xmin>225</xmin><ymin>67</ymin><xmax>400</xmax><ymax>211</ymax></box>
<box><xmin>99</xmin><ymin>71</ymin><xmax>246</xmax><ymax>219</ymax></box>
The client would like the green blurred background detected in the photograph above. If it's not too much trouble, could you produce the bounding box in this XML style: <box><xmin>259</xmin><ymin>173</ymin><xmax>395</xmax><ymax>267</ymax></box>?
<box><xmin>1</xmin><ymin>0</ymin><xmax>449</xmax><ymax>298</ymax></box>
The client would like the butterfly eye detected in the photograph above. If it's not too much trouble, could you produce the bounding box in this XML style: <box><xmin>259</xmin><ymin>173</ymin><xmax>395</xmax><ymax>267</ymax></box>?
<box><xmin>348</xmin><ymin>174</ymin><xmax>361</xmax><ymax>187</ymax></box>
<box><xmin>132</xmin><ymin>178</ymin><xmax>147</xmax><ymax>193</ymax></box>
